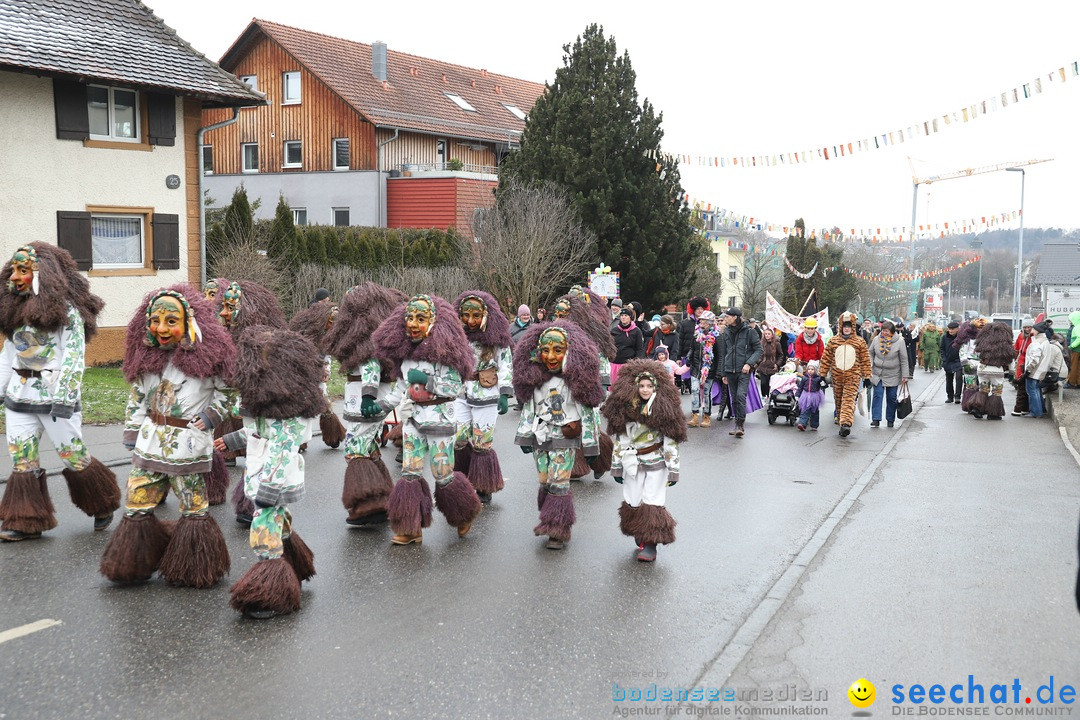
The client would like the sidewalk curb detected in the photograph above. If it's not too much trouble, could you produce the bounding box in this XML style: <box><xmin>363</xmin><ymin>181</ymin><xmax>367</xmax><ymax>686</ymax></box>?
<box><xmin>688</xmin><ymin>373</ymin><xmax>945</xmax><ymax>693</ymax></box>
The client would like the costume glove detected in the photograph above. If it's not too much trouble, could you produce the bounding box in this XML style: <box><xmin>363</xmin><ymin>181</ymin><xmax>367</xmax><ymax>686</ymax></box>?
<box><xmin>360</xmin><ymin>395</ymin><xmax>382</xmax><ymax>418</ymax></box>
<box><xmin>497</xmin><ymin>395</ymin><xmax>508</xmax><ymax>415</ymax></box>
<box><xmin>612</xmin><ymin>473</ymin><xmax>623</xmax><ymax>484</ymax></box>
<box><xmin>520</xmin><ymin>445</ymin><xmax>533</xmax><ymax>454</ymax></box>
<box><xmin>406</xmin><ymin>368</ymin><xmax>429</xmax><ymax>386</ymax></box>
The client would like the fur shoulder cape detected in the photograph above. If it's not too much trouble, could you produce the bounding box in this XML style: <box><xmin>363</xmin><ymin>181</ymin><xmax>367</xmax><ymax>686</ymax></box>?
<box><xmin>560</xmin><ymin>292</ymin><xmax>617</xmax><ymax>361</ymax></box>
<box><xmin>511</xmin><ymin>320</ymin><xmax>604</xmax><ymax>407</ymax></box>
<box><xmin>975</xmin><ymin>322</ymin><xmax>1018</xmax><ymax>366</ymax></box>
<box><xmin>123</xmin><ymin>283</ymin><xmax>237</xmax><ymax>383</ymax></box>
<box><xmin>233</xmin><ymin>325</ymin><xmax>327</xmax><ymax>419</ymax></box>
<box><xmin>455</xmin><ymin>289</ymin><xmax>511</xmax><ymax>348</ymax></box>
<box><xmin>953</xmin><ymin>321</ymin><xmax>979</xmax><ymax>350</ymax></box>
<box><xmin>371</xmin><ymin>294</ymin><xmax>474</xmax><ymax>381</ymax></box>
<box><xmin>0</xmin><ymin>242</ymin><xmax>105</xmax><ymax>340</ymax></box>
<box><xmin>323</xmin><ymin>282</ymin><xmax>406</xmax><ymax>372</ymax></box>
<box><xmin>214</xmin><ymin>279</ymin><xmax>287</xmax><ymax>339</ymax></box>
<box><xmin>288</xmin><ymin>302</ymin><xmax>335</xmax><ymax>349</ymax></box>
<box><xmin>602</xmin><ymin>359</ymin><xmax>687</xmax><ymax>442</ymax></box>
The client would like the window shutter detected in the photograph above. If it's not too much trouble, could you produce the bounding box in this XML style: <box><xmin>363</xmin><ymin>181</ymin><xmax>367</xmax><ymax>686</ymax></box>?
<box><xmin>56</xmin><ymin>211</ymin><xmax>92</xmax><ymax>269</ymax></box>
<box><xmin>53</xmin><ymin>79</ymin><xmax>89</xmax><ymax>140</ymax></box>
<box><xmin>146</xmin><ymin>93</ymin><xmax>176</xmax><ymax>146</ymax></box>
<box><xmin>151</xmin><ymin>213</ymin><xmax>180</xmax><ymax>269</ymax></box>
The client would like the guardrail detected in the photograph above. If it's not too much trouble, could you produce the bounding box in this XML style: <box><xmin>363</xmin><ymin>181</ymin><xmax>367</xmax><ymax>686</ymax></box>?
<box><xmin>394</xmin><ymin>163</ymin><xmax>497</xmax><ymax>175</ymax></box>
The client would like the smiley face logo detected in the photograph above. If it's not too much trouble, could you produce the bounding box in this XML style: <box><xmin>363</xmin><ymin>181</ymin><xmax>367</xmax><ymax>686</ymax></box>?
<box><xmin>848</xmin><ymin>678</ymin><xmax>876</xmax><ymax>708</ymax></box>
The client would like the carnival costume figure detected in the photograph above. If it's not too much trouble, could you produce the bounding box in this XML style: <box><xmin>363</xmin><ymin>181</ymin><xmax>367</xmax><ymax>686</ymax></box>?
<box><xmin>226</xmin><ymin>326</ymin><xmax>323</xmax><ymax>619</ymax></box>
<box><xmin>289</xmin><ymin>300</ymin><xmax>347</xmax><ymax>448</ymax></box>
<box><xmin>215</xmin><ymin>280</ymin><xmax>287</xmax><ymax>521</ymax></box>
<box><xmin>818</xmin><ymin>311</ymin><xmax>871</xmax><ymax>437</ymax></box>
<box><xmin>323</xmin><ymin>283</ymin><xmax>407</xmax><ymax>526</ymax></box>
<box><xmin>452</xmin><ymin>290</ymin><xmax>514</xmax><ymax>504</ymax></box>
<box><xmin>954</xmin><ymin>319</ymin><xmax>982</xmax><ymax>413</ymax></box>
<box><xmin>602</xmin><ymin>359</ymin><xmax>685</xmax><ymax>563</ymax></box>
<box><xmin>371</xmin><ymin>294</ymin><xmax>482</xmax><ymax>545</ymax></box>
<box><xmin>920</xmin><ymin>323</ymin><xmax>942</xmax><ymax>372</ymax></box>
<box><xmin>0</xmin><ymin>243</ymin><xmax>120</xmax><ymax>541</ymax></box>
<box><xmin>100</xmin><ymin>286</ymin><xmax>235</xmax><ymax>586</ymax></box>
<box><xmin>969</xmin><ymin>321</ymin><xmax>1017</xmax><ymax>420</ymax></box>
<box><xmin>553</xmin><ymin>288</ymin><xmax>616</xmax><ymax>479</ymax></box>
<box><xmin>513</xmin><ymin>322</ymin><xmax>604</xmax><ymax>550</ymax></box>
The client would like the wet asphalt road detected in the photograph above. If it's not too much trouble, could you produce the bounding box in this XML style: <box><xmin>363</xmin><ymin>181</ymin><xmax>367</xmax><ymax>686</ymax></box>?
<box><xmin>0</xmin><ymin>371</ymin><xmax>1076</xmax><ymax>719</ymax></box>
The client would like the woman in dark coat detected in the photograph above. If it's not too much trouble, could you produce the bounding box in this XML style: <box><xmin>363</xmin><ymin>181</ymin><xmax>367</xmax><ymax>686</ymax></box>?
<box><xmin>756</xmin><ymin>326</ymin><xmax>783</xmax><ymax>399</ymax></box>
<box><xmin>610</xmin><ymin>307</ymin><xmax>645</xmax><ymax>385</ymax></box>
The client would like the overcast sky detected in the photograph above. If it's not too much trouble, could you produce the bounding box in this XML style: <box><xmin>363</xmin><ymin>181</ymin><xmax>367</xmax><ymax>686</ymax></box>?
<box><xmin>149</xmin><ymin>0</ymin><xmax>1080</xmax><ymax>235</ymax></box>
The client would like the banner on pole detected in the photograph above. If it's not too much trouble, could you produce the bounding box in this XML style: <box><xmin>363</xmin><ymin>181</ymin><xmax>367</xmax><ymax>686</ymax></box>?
<box><xmin>765</xmin><ymin>291</ymin><xmax>831</xmax><ymax>338</ymax></box>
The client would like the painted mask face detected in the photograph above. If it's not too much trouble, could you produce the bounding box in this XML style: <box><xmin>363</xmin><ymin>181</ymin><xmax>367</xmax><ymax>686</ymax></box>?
<box><xmin>405</xmin><ymin>297</ymin><xmax>434</xmax><ymax>343</ymax></box>
<box><xmin>538</xmin><ymin>328</ymin><xmax>568</xmax><ymax>373</ymax></box>
<box><xmin>553</xmin><ymin>299</ymin><xmax>571</xmax><ymax>319</ymax></box>
<box><xmin>149</xmin><ymin>296</ymin><xmax>185</xmax><ymax>347</ymax></box>
<box><xmin>637</xmin><ymin>377</ymin><xmax>655</xmax><ymax>402</ymax></box>
<box><xmin>203</xmin><ymin>280</ymin><xmax>219</xmax><ymax>303</ymax></box>
<box><xmin>325</xmin><ymin>305</ymin><xmax>338</xmax><ymax>331</ymax></box>
<box><xmin>8</xmin><ymin>247</ymin><xmax>36</xmax><ymax>295</ymax></box>
<box><xmin>219</xmin><ymin>283</ymin><xmax>241</xmax><ymax>328</ymax></box>
<box><xmin>459</xmin><ymin>297</ymin><xmax>486</xmax><ymax>333</ymax></box>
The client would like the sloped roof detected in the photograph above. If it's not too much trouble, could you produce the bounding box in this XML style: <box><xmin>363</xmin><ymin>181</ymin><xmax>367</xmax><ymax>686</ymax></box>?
<box><xmin>0</xmin><ymin>0</ymin><xmax>265</xmax><ymax>107</ymax></box>
<box><xmin>1035</xmin><ymin>242</ymin><xmax>1080</xmax><ymax>284</ymax></box>
<box><xmin>221</xmin><ymin>19</ymin><xmax>545</xmax><ymax>144</ymax></box>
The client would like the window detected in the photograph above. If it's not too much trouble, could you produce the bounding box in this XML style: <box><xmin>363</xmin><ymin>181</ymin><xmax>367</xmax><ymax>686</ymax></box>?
<box><xmin>201</xmin><ymin>145</ymin><xmax>213</xmax><ymax>174</ymax></box>
<box><xmin>242</xmin><ymin>143</ymin><xmax>258</xmax><ymax>173</ymax></box>
<box><xmin>292</xmin><ymin>208</ymin><xmax>307</xmax><ymax>226</ymax></box>
<box><xmin>436</xmin><ymin>139</ymin><xmax>447</xmax><ymax>166</ymax></box>
<box><xmin>333</xmin><ymin>208</ymin><xmax>350</xmax><ymax>226</ymax></box>
<box><xmin>283</xmin><ymin>140</ymin><xmax>302</xmax><ymax>168</ymax></box>
<box><xmin>91</xmin><ymin>214</ymin><xmax>144</xmax><ymax>268</ymax></box>
<box><xmin>444</xmin><ymin>92</ymin><xmax>477</xmax><ymax>112</ymax></box>
<box><xmin>502</xmin><ymin>103</ymin><xmax>527</xmax><ymax>121</ymax></box>
<box><xmin>727</xmin><ymin>296</ymin><xmax>737</xmax><ymax>308</ymax></box>
<box><xmin>729</xmin><ymin>265</ymin><xmax>738</xmax><ymax>280</ymax></box>
<box><xmin>333</xmin><ymin>138</ymin><xmax>349</xmax><ymax>170</ymax></box>
<box><xmin>240</xmin><ymin>75</ymin><xmax>258</xmax><ymax>92</ymax></box>
<box><xmin>283</xmin><ymin>72</ymin><xmax>301</xmax><ymax>104</ymax></box>
<box><xmin>87</xmin><ymin>85</ymin><xmax>139</xmax><ymax>141</ymax></box>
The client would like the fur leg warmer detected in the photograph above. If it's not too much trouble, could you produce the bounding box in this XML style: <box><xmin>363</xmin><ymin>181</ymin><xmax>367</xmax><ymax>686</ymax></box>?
<box><xmin>158</xmin><ymin>514</ymin><xmax>231</xmax><ymax>588</ymax></box>
<box><xmin>971</xmin><ymin>390</ymin><xmax>989</xmax><ymax>415</ymax></box>
<box><xmin>387</xmin><ymin>475</ymin><xmax>433</xmax><ymax>536</ymax></box>
<box><xmin>0</xmin><ymin>469</ymin><xmax>57</xmax><ymax>534</ymax></box>
<box><xmin>62</xmin><ymin>458</ymin><xmax>120</xmax><ymax>517</ymax></box>
<box><xmin>204</xmin><ymin>450</ymin><xmax>230</xmax><ymax>506</ymax></box>
<box><xmin>984</xmin><ymin>393</ymin><xmax>1006</xmax><ymax>419</ymax></box>
<box><xmin>465</xmin><ymin>448</ymin><xmax>505</xmax><ymax>495</ymax></box>
<box><xmin>537</xmin><ymin>485</ymin><xmax>547</xmax><ymax>511</ymax></box>
<box><xmin>282</xmin><ymin>530</ymin><xmax>316</xmax><ymax>582</ymax></box>
<box><xmin>453</xmin><ymin>442</ymin><xmax>472</xmax><ymax>475</ymax></box>
<box><xmin>433</xmin><ymin>471</ymin><xmax>482</xmax><ymax>527</ymax></box>
<box><xmin>232</xmin><ymin>476</ymin><xmax>255</xmax><ymax>519</ymax></box>
<box><xmin>625</xmin><ymin>503</ymin><xmax>677</xmax><ymax>546</ymax></box>
<box><xmin>229</xmin><ymin>557</ymin><xmax>301</xmax><ymax>616</ymax></box>
<box><xmin>533</xmin><ymin>489</ymin><xmax>575</xmax><ymax>542</ymax></box>
<box><xmin>960</xmin><ymin>386</ymin><xmax>978</xmax><ymax>412</ymax></box>
<box><xmin>99</xmin><ymin>512</ymin><xmax>170</xmax><ymax>583</ymax></box>
<box><xmin>569</xmin><ymin>447</ymin><xmax>590</xmax><ymax>479</ymax></box>
<box><xmin>320</xmin><ymin>410</ymin><xmax>346</xmax><ymax>449</ymax></box>
<box><xmin>592</xmin><ymin>433</ymin><xmax>614</xmax><ymax>476</ymax></box>
<box><xmin>342</xmin><ymin>456</ymin><xmax>394</xmax><ymax>522</ymax></box>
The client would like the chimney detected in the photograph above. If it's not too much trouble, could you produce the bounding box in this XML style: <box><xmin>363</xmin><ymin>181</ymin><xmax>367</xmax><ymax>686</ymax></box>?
<box><xmin>372</xmin><ymin>41</ymin><xmax>387</xmax><ymax>82</ymax></box>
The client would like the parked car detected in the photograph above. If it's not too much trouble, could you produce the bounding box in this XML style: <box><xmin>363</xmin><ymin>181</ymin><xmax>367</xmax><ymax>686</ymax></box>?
<box><xmin>990</xmin><ymin>312</ymin><xmax>1033</xmax><ymax>328</ymax></box>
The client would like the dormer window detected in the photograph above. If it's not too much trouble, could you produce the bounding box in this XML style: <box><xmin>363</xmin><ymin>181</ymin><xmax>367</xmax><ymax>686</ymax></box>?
<box><xmin>444</xmin><ymin>92</ymin><xmax>477</xmax><ymax>112</ymax></box>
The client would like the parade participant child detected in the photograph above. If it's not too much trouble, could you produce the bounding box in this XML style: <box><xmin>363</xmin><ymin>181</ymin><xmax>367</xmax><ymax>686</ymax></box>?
<box><xmin>653</xmin><ymin>345</ymin><xmax>688</xmax><ymax>377</ymax></box>
<box><xmin>818</xmin><ymin>311</ymin><xmax>871</xmax><ymax>437</ymax></box>
<box><xmin>452</xmin><ymin>290</ymin><xmax>514</xmax><ymax>504</ymax></box>
<box><xmin>322</xmin><ymin>283</ymin><xmax>405</xmax><ymax>526</ymax></box>
<box><xmin>602</xmin><ymin>359</ymin><xmax>684</xmax><ymax>562</ymax></box>
<box><xmin>0</xmin><ymin>243</ymin><xmax>120</xmax><ymax>541</ymax></box>
<box><xmin>970</xmin><ymin>320</ymin><xmax>1017</xmax><ymax>420</ymax></box>
<box><xmin>100</xmin><ymin>285</ymin><xmax>235</xmax><ymax>586</ymax></box>
<box><xmin>687</xmin><ymin>311</ymin><xmax>721</xmax><ymax>428</ymax></box>
<box><xmin>795</xmin><ymin>360</ymin><xmax>827</xmax><ymax>431</ymax></box>
<box><xmin>794</xmin><ymin>317</ymin><xmax>824</xmax><ymax>369</ymax></box>
<box><xmin>513</xmin><ymin>321</ymin><xmax>604</xmax><ymax>550</ymax></box>
<box><xmin>372</xmin><ymin>294</ymin><xmax>481</xmax><ymax>545</ymax></box>
<box><xmin>289</xmin><ymin>300</ymin><xmax>346</xmax><ymax>448</ymax></box>
<box><xmin>226</xmin><ymin>326</ymin><xmax>323</xmax><ymax>619</ymax></box>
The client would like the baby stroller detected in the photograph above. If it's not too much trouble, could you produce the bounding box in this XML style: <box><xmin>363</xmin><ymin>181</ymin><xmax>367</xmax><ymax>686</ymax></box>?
<box><xmin>767</xmin><ymin>388</ymin><xmax>799</xmax><ymax>426</ymax></box>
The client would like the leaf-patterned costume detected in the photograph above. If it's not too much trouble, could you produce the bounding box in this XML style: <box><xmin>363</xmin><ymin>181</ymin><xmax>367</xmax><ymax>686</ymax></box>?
<box><xmin>339</xmin><ymin>358</ymin><xmax>395</xmax><ymax>524</ymax></box>
<box><xmin>611</xmin><ymin>422</ymin><xmax>679</xmax><ymax>545</ymax></box>
<box><xmin>453</xmin><ymin>342</ymin><xmax>513</xmax><ymax>496</ymax></box>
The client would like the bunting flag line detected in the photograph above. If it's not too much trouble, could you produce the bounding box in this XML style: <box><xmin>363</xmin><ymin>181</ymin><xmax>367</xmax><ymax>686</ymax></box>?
<box><xmin>820</xmin><ymin>256</ymin><xmax>980</xmax><ymax>283</ymax></box>
<box><xmin>784</xmin><ymin>257</ymin><xmax>818</xmax><ymax>279</ymax></box>
<box><xmin>652</xmin><ymin>58</ymin><xmax>1078</xmax><ymax>170</ymax></box>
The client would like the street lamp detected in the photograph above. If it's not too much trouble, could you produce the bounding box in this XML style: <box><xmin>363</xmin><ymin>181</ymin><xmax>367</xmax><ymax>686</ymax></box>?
<box><xmin>970</xmin><ymin>237</ymin><xmax>983</xmax><ymax>314</ymax></box>
<box><xmin>1006</xmin><ymin>167</ymin><xmax>1025</xmax><ymax>330</ymax></box>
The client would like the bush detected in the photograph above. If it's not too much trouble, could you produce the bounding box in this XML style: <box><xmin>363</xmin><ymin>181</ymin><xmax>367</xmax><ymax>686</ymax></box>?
<box><xmin>289</xmin><ymin>263</ymin><xmax>478</xmax><ymax>314</ymax></box>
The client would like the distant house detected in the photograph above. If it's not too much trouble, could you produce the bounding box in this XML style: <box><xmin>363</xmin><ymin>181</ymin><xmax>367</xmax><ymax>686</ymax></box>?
<box><xmin>0</xmin><ymin>0</ymin><xmax>264</xmax><ymax>363</ymax></box>
<box><xmin>1035</xmin><ymin>242</ymin><xmax>1080</xmax><ymax>326</ymax></box>
<box><xmin>202</xmin><ymin>19</ymin><xmax>545</xmax><ymax>233</ymax></box>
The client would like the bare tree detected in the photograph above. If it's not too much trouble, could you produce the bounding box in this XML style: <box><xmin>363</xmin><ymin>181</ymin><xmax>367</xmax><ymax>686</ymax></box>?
<box><xmin>467</xmin><ymin>181</ymin><xmax>596</xmax><ymax>313</ymax></box>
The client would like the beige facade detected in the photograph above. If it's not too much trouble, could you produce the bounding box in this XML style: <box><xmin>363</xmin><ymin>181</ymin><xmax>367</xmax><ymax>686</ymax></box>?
<box><xmin>710</xmin><ymin>236</ymin><xmax>747</xmax><ymax>309</ymax></box>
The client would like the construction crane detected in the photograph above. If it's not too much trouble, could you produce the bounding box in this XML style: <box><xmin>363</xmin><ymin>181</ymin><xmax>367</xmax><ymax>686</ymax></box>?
<box><xmin>901</xmin><ymin>157</ymin><xmax>1052</xmax><ymax>317</ymax></box>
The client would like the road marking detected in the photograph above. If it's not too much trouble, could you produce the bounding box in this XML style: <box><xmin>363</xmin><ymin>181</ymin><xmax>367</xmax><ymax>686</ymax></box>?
<box><xmin>0</xmin><ymin>619</ymin><xmax>62</xmax><ymax>645</ymax></box>
<box><xmin>691</xmin><ymin>374</ymin><xmax>944</xmax><ymax>691</ymax></box>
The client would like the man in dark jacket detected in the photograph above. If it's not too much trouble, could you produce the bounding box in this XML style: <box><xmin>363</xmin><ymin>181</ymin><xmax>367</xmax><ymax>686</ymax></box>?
<box><xmin>714</xmin><ymin>307</ymin><xmax>763</xmax><ymax>437</ymax></box>
<box><xmin>940</xmin><ymin>321</ymin><xmax>962</xmax><ymax>404</ymax></box>
<box><xmin>678</xmin><ymin>297</ymin><xmax>709</xmax><ymax>392</ymax></box>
